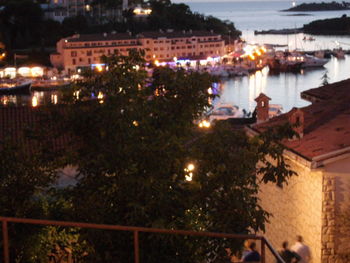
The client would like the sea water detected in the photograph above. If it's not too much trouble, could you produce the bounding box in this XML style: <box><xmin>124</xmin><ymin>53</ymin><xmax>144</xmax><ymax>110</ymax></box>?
<box><xmin>186</xmin><ymin>0</ymin><xmax>350</xmax><ymax>112</ymax></box>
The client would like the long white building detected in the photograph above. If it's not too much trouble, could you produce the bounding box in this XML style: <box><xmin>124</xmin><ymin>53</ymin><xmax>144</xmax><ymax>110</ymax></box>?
<box><xmin>50</xmin><ymin>30</ymin><xmax>226</xmax><ymax>73</ymax></box>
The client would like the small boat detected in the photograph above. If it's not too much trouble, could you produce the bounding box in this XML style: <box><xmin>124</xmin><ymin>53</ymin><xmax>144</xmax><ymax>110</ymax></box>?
<box><xmin>267</xmin><ymin>55</ymin><xmax>303</xmax><ymax>72</ymax></box>
<box><xmin>208</xmin><ymin>103</ymin><xmax>244</xmax><ymax>123</ymax></box>
<box><xmin>269</xmin><ymin>104</ymin><xmax>283</xmax><ymax>118</ymax></box>
<box><xmin>301</xmin><ymin>54</ymin><xmax>329</xmax><ymax>68</ymax></box>
<box><xmin>303</xmin><ymin>36</ymin><xmax>315</xmax><ymax>41</ymax></box>
<box><xmin>0</xmin><ymin>79</ymin><xmax>32</xmax><ymax>95</ymax></box>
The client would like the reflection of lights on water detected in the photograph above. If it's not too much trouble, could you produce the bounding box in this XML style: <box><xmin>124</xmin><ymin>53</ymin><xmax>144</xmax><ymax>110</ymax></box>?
<box><xmin>32</xmin><ymin>96</ymin><xmax>38</xmax><ymax>107</ymax></box>
<box><xmin>51</xmin><ymin>94</ymin><xmax>58</xmax><ymax>104</ymax></box>
<box><xmin>248</xmin><ymin>68</ymin><xmax>268</xmax><ymax>110</ymax></box>
<box><xmin>1</xmin><ymin>97</ymin><xmax>8</xmax><ymax>105</ymax></box>
<box><xmin>1</xmin><ymin>96</ymin><xmax>17</xmax><ymax>106</ymax></box>
<box><xmin>333</xmin><ymin>57</ymin><xmax>339</xmax><ymax>79</ymax></box>
<box><xmin>74</xmin><ymin>91</ymin><xmax>80</xmax><ymax>99</ymax></box>
<box><xmin>261</xmin><ymin>67</ymin><xmax>269</xmax><ymax>75</ymax></box>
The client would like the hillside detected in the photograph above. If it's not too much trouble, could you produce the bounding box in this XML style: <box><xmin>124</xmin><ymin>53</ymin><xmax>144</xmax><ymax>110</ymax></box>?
<box><xmin>303</xmin><ymin>15</ymin><xmax>350</xmax><ymax>34</ymax></box>
<box><xmin>283</xmin><ymin>1</ymin><xmax>350</xmax><ymax>11</ymax></box>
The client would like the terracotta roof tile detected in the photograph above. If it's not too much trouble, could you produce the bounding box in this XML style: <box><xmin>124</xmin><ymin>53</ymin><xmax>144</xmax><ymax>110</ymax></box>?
<box><xmin>301</xmin><ymin>78</ymin><xmax>350</xmax><ymax>102</ymax></box>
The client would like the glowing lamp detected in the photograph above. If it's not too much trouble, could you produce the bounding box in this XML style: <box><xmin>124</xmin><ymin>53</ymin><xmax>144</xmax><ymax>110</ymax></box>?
<box><xmin>31</xmin><ymin>67</ymin><xmax>44</xmax><ymax>77</ymax></box>
<box><xmin>17</xmin><ymin>67</ymin><xmax>31</xmax><ymax>77</ymax></box>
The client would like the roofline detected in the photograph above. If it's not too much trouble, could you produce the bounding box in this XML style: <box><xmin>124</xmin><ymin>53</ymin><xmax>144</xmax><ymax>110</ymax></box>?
<box><xmin>246</xmin><ymin>125</ymin><xmax>312</xmax><ymax>159</ymax></box>
<box><xmin>247</xmin><ymin>125</ymin><xmax>350</xmax><ymax>169</ymax></box>
<box><xmin>311</xmin><ymin>146</ymin><xmax>350</xmax><ymax>166</ymax></box>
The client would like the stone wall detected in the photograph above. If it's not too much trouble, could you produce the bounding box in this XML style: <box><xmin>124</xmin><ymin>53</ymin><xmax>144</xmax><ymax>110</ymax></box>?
<box><xmin>322</xmin><ymin>157</ymin><xmax>350</xmax><ymax>263</ymax></box>
<box><xmin>258</xmin><ymin>160</ymin><xmax>323</xmax><ymax>263</ymax></box>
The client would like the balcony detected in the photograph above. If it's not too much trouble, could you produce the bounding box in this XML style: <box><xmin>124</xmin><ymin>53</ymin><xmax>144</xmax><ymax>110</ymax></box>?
<box><xmin>0</xmin><ymin>217</ymin><xmax>285</xmax><ymax>263</ymax></box>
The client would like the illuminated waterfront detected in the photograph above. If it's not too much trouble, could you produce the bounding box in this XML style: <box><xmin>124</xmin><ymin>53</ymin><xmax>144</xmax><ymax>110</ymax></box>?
<box><xmin>188</xmin><ymin>0</ymin><xmax>350</xmax><ymax>112</ymax></box>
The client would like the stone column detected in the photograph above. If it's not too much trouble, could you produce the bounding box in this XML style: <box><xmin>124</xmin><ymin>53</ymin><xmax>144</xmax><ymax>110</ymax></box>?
<box><xmin>321</xmin><ymin>175</ymin><xmax>336</xmax><ymax>263</ymax></box>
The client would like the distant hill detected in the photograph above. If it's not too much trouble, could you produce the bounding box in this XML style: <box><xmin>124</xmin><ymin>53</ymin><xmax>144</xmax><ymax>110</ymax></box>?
<box><xmin>282</xmin><ymin>1</ymin><xmax>350</xmax><ymax>11</ymax></box>
<box><xmin>303</xmin><ymin>15</ymin><xmax>350</xmax><ymax>35</ymax></box>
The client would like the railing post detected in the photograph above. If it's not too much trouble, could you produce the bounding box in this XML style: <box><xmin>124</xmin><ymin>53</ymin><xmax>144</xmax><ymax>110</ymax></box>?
<box><xmin>261</xmin><ymin>238</ymin><xmax>265</xmax><ymax>263</ymax></box>
<box><xmin>134</xmin><ymin>230</ymin><xmax>140</xmax><ymax>263</ymax></box>
<box><xmin>2</xmin><ymin>220</ymin><xmax>9</xmax><ymax>263</ymax></box>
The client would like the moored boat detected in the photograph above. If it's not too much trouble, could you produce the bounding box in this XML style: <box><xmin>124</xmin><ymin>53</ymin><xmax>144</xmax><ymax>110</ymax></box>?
<box><xmin>207</xmin><ymin>103</ymin><xmax>244</xmax><ymax>123</ymax></box>
<box><xmin>0</xmin><ymin>79</ymin><xmax>32</xmax><ymax>95</ymax></box>
<box><xmin>301</xmin><ymin>54</ymin><xmax>329</xmax><ymax>68</ymax></box>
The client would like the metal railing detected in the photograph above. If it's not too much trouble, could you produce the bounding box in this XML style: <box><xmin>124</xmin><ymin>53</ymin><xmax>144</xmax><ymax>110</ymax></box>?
<box><xmin>0</xmin><ymin>216</ymin><xmax>285</xmax><ymax>263</ymax></box>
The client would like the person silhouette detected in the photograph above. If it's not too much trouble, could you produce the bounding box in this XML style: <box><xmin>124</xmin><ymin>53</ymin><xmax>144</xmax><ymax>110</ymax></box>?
<box><xmin>291</xmin><ymin>235</ymin><xmax>311</xmax><ymax>263</ymax></box>
<box><xmin>278</xmin><ymin>241</ymin><xmax>301</xmax><ymax>263</ymax></box>
<box><xmin>242</xmin><ymin>241</ymin><xmax>261</xmax><ymax>262</ymax></box>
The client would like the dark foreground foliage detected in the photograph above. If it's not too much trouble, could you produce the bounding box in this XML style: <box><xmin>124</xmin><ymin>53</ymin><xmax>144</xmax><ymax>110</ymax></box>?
<box><xmin>0</xmin><ymin>50</ymin><xmax>296</xmax><ymax>262</ymax></box>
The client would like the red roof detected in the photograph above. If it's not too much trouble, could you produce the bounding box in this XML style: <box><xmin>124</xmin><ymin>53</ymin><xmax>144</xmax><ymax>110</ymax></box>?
<box><xmin>301</xmin><ymin>78</ymin><xmax>350</xmax><ymax>102</ymax></box>
<box><xmin>252</xmin><ymin>79</ymin><xmax>350</xmax><ymax>160</ymax></box>
<box><xmin>255</xmin><ymin>93</ymin><xmax>271</xmax><ymax>102</ymax></box>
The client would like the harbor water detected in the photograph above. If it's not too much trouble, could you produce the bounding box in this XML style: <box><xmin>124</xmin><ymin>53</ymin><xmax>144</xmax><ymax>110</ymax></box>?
<box><xmin>188</xmin><ymin>0</ymin><xmax>350</xmax><ymax>112</ymax></box>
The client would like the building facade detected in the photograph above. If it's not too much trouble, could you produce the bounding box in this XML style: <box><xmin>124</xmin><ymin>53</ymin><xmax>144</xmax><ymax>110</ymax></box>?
<box><xmin>50</xmin><ymin>31</ymin><xmax>226</xmax><ymax>73</ymax></box>
<box><xmin>249</xmin><ymin>80</ymin><xmax>350</xmax><ymax>263</ymax></box>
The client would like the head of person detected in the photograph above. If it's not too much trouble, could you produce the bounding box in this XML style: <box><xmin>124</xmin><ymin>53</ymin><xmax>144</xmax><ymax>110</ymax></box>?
<box><xmin>282</xmin><ymin>241</ymin><xmax>288</xmax><ymax>249</ymax></box>
<box><xmin>296</xmin><ymin>235</ymin><xmax>303</xmax><ymax>243</ymax></box>
<box><xmin>249</xmin><ymin>241</ymin><xmax>257</xmax><ymax>251</ymax></box>
<box><xmin>244</xmin><ymin>240</ymin><xmax>251</xmax><ymax>249</ymax></box>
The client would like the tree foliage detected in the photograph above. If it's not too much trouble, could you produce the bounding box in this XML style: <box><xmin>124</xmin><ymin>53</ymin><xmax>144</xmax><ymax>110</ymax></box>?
<box><xmin>25</xmin><ymin>50</ymin><xmax>295</xmax><ymax>262</ymax></box>
<box><xmin>0</xmin><ymin>137</ymin><xmax>58</xmax><ymax>262</ymax></box>
<box><xmin>0</xmin><ymin>50</ymin><xmax>296</xmax><ymax>262</ymax></box>
<box><xmin>146</xmin><ymin>0</ymin><xmax>240</xmax><ymax>37</ymax></box>
<box><xmin>0</xmin><ymin>0</ymin><xmax>240</xmax><ymax>56</ymax></box>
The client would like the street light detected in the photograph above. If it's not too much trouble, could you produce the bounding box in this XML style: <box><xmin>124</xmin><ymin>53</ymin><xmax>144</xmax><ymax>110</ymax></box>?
<box><xmin>184</xmin><ymin>163</ymin><xmax>195</xmax><ymax>181</ymax></box>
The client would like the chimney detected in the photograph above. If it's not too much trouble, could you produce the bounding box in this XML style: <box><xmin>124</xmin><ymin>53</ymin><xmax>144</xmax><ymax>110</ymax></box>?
<box><xmin>255</xmin><ymin>93</ymin><xmax>271</xmax><ymax>123</ymax></box>
<box><xmin>288</xmin><ymin>108</ymin><xmax>304</xmax><ymax>138</ymax></box>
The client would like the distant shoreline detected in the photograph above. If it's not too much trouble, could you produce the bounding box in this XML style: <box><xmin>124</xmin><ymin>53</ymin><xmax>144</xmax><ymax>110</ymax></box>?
<box><xmin>281</xmin><ymin>1</ymin><xmax>350</xmax><ymax>12</ymax></box>
<box><xmin>254</xmin><ymin>28</ymin><xmax>303</xmax><ymax>35</ymax></box>
<box><xmin>282</xmin><ymin>13</ymin><xmax>313</xmax><ymax>17</ymax></box>
<box><xmin>255</xmin><ymin>15</ymin><xmax>350</xmax><ymax>35</ymax></box>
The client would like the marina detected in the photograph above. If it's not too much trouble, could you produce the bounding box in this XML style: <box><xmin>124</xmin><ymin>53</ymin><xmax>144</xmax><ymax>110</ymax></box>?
<box><xmin>187</xmin><ymin>0</ymin><xmax>350</xmax><ymax>112</ymax></box>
